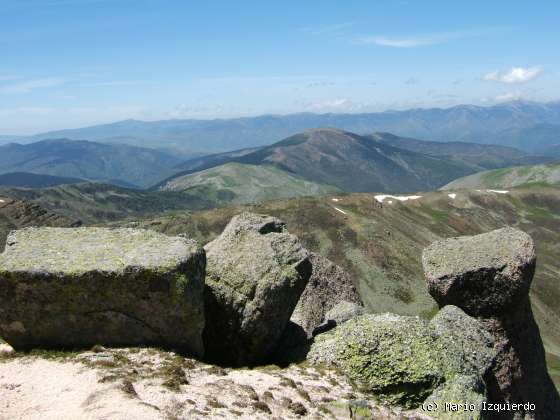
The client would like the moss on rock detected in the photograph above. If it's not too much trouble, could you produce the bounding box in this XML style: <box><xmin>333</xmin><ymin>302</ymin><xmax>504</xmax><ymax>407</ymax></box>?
<box><xmin>308</xmin><ymin>313</ymin><xmax>443</xmax><ymax>408</ymax></box>
<box><xmin>308</xmin><ymin>306</ymin><xmax>496</xmax><ymax>410</ymax></box>
<box><xmin>0</xmin><ymin>227</ymin><xmax>206</xmax><ymax>356</ymax></box>
<box><xmin>203</xmin><ymin>213</ymin><xmax>311</xmax><ymax>367</ymax></box>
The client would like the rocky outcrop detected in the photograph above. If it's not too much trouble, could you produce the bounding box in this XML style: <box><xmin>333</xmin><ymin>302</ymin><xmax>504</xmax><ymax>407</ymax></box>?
<box><xmin>307</xmin><ymin>305</ymin><xmax>495</xmax><ymax>410</ymax></box>
<box><xmin>0</xmin><ymin>227</ymin><xmax>206</xmax><ymax>356</ymax></box>
<box><xmin>290</xmin><ymin>252</ymin><xmax>362</xmax><ymax>337</ymax></box>
<box><xmin>423</xmin><ymin>227</ymin><xmax>560</xmax><ymax>419</ymax></box>
<box><xmin>203</xmin><ymin>213</ymin><xmax>312</xmax><ymax>367</ymax></box>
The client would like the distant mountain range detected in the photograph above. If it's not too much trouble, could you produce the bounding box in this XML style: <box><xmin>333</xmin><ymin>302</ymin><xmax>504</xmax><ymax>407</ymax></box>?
<box><xmin>0</xmin><ymin>139</ymin><xmax>184</xmax><ymax>188</ymax></box>
<box><xmin>366</xmin><ymin>132</ymin><xmax>549</xmax><ymax>169</ymax></box>
<box><xmin>0</xmin><ymin>127</ymin><xmax>552</xmax><ymax>200</ymax></box>
<box><xmin>443</xmin><ymin>161</ymin><xmax>560</xmax><ymax>190</ymax></box>
<box><xmin>5</xmin><ymin>101</ymin><xmax>559</xmax><ymax>154</ymax></box>
<box><xmin>158</xmin><ymin>128</ymin><xmax>552</xmax><ymax>196</ymax></box>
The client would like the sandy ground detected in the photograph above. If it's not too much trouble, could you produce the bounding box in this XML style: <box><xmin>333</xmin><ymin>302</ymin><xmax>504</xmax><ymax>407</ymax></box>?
<box><xmin>0</xmin><ymin>346</ymin><xmax>426</xmax><ymax>420</ymax></box>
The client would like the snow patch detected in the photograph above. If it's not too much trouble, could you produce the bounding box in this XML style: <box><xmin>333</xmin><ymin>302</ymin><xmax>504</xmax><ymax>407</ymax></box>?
<box><xmin>331</xmin><ymin>198</ymin><xmax>340</xmax><ymax>202</ymax></box>
<box><xmin>487</xmin><ymin>189</ymin><xmax>509</xmax><ymax>194</ymax></box>
<box><xmin>333</xmin><ymin>207</ymin><xmax>347</xmax><ymax>215</ymax></box>
<box><xmin>375</xmin><ymin>194</ymin><xmax>422</xmax><ymax>204</ymax></box>
<box><xmin>448</xmin><ymin>193</ymin><xmax>457</xmax><ymax>199</ymax></box>
<box><xmin>0</xmin><ymin>199</ymin><xmax>4</xmax><ymax>203</ymax></box>
<box><xmin>388</xmin><ymin>200</ymin><xmax>393</xmax><ymax>204</ymax></box>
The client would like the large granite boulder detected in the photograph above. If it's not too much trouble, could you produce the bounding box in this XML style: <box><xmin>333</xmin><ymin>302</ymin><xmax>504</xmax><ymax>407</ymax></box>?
<box><xmin>423</xmin><ymin>227</ymin><xmax>560</xmax><ymax>419</ymax></box>
<box><xmin>203</xmin><ymin>213</ymin><xmax>312</xmax><ymax>367</ymax></box>
<box><xmin>423</xmin><ymin>227</ymin><xmax>535</xmax><ymax>317</ymax></box>
<box><xmin>307</xmin><ymin>306</ymin><xmax>495</xmax><ymax>410</ymax></box>
<box><xmin>0</xmin><ymin>227</ymin><xmax>205</xmax><ymax>357</ymax></box>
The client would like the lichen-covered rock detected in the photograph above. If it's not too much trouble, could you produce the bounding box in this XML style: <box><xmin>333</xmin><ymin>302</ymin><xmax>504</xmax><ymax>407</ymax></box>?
<box><xmin>423</xmin><ymin>228</ymin><xmax>560</xmax><ymax>419</ymax></box>
<box><xmin>422</xmin><ymin>227</ymin><xmax>535</xmax><ymax>317</ymax></box>
<box><xmin>308</xmin><ymin>306</ymin><xmax>494</xmax><ymax>410</ymax></box>
<box><xmin>290</xmin><ymin>252</ymin><xmax>362</xmax><ymax>337</ymax></box>
<box><xmin>425</xmin><ymin>306</ymin><xmax>494</xmax><ymax>420</ymax></box>
<box><xmin>0</xmin><ymin>227</ymin><xmax>205</xmax><ymax>356</ymax></box>
<box><xmin>424</xmin><ymin>375</ymin><xmax>487</xmax><ymax>420</ymax></box>
<box><xmin>307</xmin><ymin>313</ymin><xmax>444</xmax><ymax>408</ymax></box>
<box><xmin>430</xmin><ymin>305</ymin><xmax>495</xmax><ymax>379</ymax></box>
<box><xmin>203</xmin><ymin>213</ymin><xmax>311</xmax><ymax>367</ymax></box>
<box><xmin>312</xmin><ymin>300</ymin><xmax>365</xmax><ymax>337</ymax></box>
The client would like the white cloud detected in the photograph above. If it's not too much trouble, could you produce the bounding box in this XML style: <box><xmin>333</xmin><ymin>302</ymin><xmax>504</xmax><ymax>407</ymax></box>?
<box><xmin>357</xmin><ymin>27</ymin><xmax>510</xmax><ymax>48</ymax></box>
<box><xmin>359</xmin><ymin>35</ymin><xmax>449</xmax><ymax>47</ymax></box>
<box><xmin>483</xmin><ymin>66</ymin><xmax>542</xmax><ymax>84</ymax></box>
<box><xmin>300</xmin><ymin>98</ymin><xmax>372</xmax><ymax>112</ymax></box>
<box><xmin>494</xmin><ymin>92</ymin><xmax>523</xmax><ymax>102</ymax></box>
<box><xmin>0</xmin><ymin>77</ymin><xmax>66</xmax><ymax>94</ymax></box>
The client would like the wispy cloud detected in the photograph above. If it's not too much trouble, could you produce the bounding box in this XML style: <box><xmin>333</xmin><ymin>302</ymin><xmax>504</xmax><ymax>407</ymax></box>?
<box><xmin>483</xmin><ymin>66</ymin><xmax>542</xmax><ymax>84</ymax></box>
<box><xmin>75</xmin><ymin>80</ymin><xmax>155</xmax><ymax>88</ymax></box>
<box><xmin>299</xmin><ymin>22</ymin><xmax>357</xmax><ymax>36</ymax></box>
<box><xmin>298</xmin><ymin>98</ymin><xmax>373</xmax><ymax>113</ymax></box>
<box><xmin>494</xmin><ymin>92</ymin><xmax>523</xmax><ymax>102</ymax></box>
<box><xmin>0</xmin><ymin>77</ymin><xmax>66</xmax><ymax>94</ymax></box>
<box><xmin>405</xmin><ymin>77</ymin><xmax>419</xmax><ymax>85</ymax></box>
<box><xmin>356</xmin><ymin>27</ymin><xmax>508</xmax><ymax>48</ymax></box>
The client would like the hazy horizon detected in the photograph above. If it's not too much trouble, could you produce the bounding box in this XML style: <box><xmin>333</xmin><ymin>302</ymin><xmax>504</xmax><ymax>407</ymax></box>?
<box><xmin>1</xmin><ymin>0</ymin><xmax>559</xmax><ymax>134</ymax></box>
<box><xmin>2</xmin><ymin>98</ymin><xmax>558</xmax><ymax>137</ymax></box>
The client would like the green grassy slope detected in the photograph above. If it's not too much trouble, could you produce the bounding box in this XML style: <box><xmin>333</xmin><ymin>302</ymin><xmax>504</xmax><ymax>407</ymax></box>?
<box><xmin>0</xmin><ymin>195</ymin><xmax>80</xmax><ymax>252</ymax></box>
<box><xmin>0</xmin><ymin>183</ymin><xmax>225</xmax><ymax>223</ymax></box>
<box><xmin>114</xmin><ymin>188</ymin><xmax>560</xmax><ymax>384</ymax></box>
<box><xmin>443</xmin><ymin>162</ymin><xmax>560</xmax><ymax>189</ymax></box>
<box><xmin>159</xmin><ymin>162</ymin><xmax>340</xmax><ymax>204</ymax></box>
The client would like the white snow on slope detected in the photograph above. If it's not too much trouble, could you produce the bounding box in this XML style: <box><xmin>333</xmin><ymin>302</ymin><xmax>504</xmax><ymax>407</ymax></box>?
<box><xmin>375</xmin><ymin>195</ymin><xmax>422</xmax><ymax>204</ymax></box>
<box><xmin>0</xmin><ymin>199</ymin><xmax>4</xmax><ymax>203</ymax></box>
<box><xmin>333</xmin><ymin>207</ymin><xmax>347</xmax><ymax>215</ymax></box>
<box><xmin>448</xmin><ymin>193</ymin><xmax>457</xmax><ymax>199</ymax></box>
<box><xmin>487</xmin><ymin>189</ymin><xmax>509</xmax><ymax>194</ymax></box>
<box><xmin>331</xmin><ymin>198</ymin><xmax>340</xmax><ymax>202</ymax></box>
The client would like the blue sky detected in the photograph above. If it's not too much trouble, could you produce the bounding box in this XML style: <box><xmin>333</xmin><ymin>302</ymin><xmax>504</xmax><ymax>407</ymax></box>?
<box><xmin>1</xmin><ymin>0</ymin><xmax>559</xmax><ymax>134</ymax></box>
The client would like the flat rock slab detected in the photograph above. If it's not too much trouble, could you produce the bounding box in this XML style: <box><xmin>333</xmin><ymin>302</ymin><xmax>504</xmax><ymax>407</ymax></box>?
<box><xmin>0</xmin><ymin>227</ymin><xmax>205</xmax><ymax>356</ymax></box>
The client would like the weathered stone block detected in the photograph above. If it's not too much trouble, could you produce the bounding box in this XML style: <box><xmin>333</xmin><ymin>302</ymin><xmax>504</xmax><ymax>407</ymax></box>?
<box><xmin>0</xmin><ymin>227</ymin><xmax>205</xmax><ymax>357</ymax></box>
